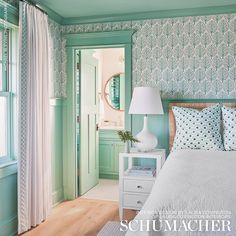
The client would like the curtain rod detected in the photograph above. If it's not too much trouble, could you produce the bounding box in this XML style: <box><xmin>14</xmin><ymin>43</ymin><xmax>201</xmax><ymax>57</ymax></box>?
<box><xmin>20</xmin><ymin>0</ymin><xmax>48</xmax><ymax>15</ymax></box>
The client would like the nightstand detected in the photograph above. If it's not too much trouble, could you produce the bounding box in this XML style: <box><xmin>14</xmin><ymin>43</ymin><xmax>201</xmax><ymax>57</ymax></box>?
<box><xmin>119</xmin><ymin>149</ymin><xmax>166</xmax><ymax>220</ymax></box>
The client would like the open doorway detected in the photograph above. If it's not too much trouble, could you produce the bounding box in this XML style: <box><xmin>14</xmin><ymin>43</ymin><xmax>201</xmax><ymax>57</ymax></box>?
<box><xmin>76</xmin><ymin>47</ymin><xmax>125</xmax><ymax>201</ymax></box>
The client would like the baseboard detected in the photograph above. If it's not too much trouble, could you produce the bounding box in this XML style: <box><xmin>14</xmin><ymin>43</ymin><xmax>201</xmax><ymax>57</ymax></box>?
<box><xmin>52</xmin><ymin>188</ymin><xmax>64</xmax><ymax>206</ymax></box>
<box><xmin>99</xmin><ymin>174</ymin><xmax>119</xmax><ymax>180</ymax></box>
<box><xmin>0</xmin><ymin>215</ymin><xmax>18</xmax><ymax>236</ymax></box>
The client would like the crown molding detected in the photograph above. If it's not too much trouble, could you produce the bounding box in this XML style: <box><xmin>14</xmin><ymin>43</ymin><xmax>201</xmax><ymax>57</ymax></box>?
<box><xmin>62</xmin><ymin>4</ymin><xmax>236</xmax><ymax>25</ymax></box>
<box><xmin>31</xmin><ymin>1</ymin><xmax>63</xmax><ymax>24</ymax></box>
<box><xmin>0</xmin><ymin>0</ymin><xmax>63</xmax><ymax>26</ymax></box>
<box><xmin>0</xmin><ymin>0</ymin><xmax>18</xmax><ymax>26</ymax></box>
<box><xmin>0</xmin><ymin>2</ymin><xmax>235</xmax><ymax>27</ymax></box>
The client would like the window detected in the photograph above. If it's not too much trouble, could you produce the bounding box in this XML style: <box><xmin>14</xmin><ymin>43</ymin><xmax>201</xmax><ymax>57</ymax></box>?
<box><xmin>0</xmin><ymin>96</ymin><xmax>7</xmax><ymax>157</ymax></box>
<box><xmin>0</xmin><ymin>28</ymin><xmax>9</xmax><ymax>91</ymax></box>
<box><xmin>0</xmin><ymin>27</ymin><xmax>12</xmax><ymax>163</ymax></box>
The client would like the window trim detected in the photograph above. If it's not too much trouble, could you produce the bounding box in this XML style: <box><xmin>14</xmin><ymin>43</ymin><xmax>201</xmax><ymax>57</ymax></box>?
<box><xmin>0</xmin><ymin>27</ymin><xmax>10</xmax><ymax>92</ymax></box>
<box><xmin>0</xmin><ymin>26</ymin><xmax>16</xmax><ymax>164</ymax></box>
<box><xmin>0</xmin><ymin>91</ymin><xmax>11</xmax><ymax>164</ymax></box>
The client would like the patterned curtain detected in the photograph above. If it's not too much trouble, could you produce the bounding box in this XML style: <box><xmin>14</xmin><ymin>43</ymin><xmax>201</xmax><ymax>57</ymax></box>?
<box><xmin>18</xmin><ymin>2</ymin><xmax>52</xmax><ymax>233</ymax></box>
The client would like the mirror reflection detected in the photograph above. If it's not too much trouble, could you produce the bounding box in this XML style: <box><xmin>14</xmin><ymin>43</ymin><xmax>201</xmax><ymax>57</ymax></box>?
<box><xmin>104</xmin><ymin>73</ymin><xmax>125</xmax><ymax>111</ymax></box>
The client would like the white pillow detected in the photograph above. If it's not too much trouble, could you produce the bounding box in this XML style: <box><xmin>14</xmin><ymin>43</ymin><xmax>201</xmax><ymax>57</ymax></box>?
<box><xmin>172</xmin><ymin>104</ymin><xmax>224</xmax><ymax>151</ymax></box>
<box><xmin>222</xmin><ymin>106</ymin><xmax>236</xmax><ymax>151</ymax></box>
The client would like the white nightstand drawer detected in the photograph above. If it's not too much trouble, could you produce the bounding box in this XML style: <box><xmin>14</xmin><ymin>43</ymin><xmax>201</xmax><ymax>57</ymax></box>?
<box><xmin>119</xmin><ymin>150</ymin><xmax>166</xmax><ymax>220</ymax></box>
<box><xmin>124</xmin><ymin>179</ymin><xmax>154</xmax><ymax>193</ymax></box>
<box><xmin>123</xmin><ymin>193</ymin><xmax>149</xmax><ymax>209</ymax></box>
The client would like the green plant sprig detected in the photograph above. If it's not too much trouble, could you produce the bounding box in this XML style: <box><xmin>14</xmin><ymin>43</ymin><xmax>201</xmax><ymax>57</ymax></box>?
<box><xmin>117</xmin><ymin>130</ymin><xmax>139</xmax><ymax>143</ymax></box>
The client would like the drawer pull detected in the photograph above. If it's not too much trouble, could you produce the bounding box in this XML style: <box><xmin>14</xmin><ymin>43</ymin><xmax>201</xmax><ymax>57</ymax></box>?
<box><xmin>137</xmin><ymin>200</ymin><xmax>142</xmax><ymax>205</ymax></box>
<box><xmin>137</xmin><ymin>185</ymin><xmax>142</xmax><ymax>189</ymax></box>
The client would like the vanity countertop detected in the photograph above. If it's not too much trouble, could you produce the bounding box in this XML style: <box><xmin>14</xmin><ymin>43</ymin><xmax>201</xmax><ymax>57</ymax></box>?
<box><xmin>99</xmin><ymin>126</ymin><xmax>124</xmax><ymax>131</ymax></box>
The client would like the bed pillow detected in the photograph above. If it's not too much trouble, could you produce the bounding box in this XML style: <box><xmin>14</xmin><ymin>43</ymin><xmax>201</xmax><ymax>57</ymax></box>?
<box><xmin>172</xmin><ymin>104</ymin><xmax>224</xmax><ymax>151</ymax></box>
<box><xmin>222</xmin><ymin>106</ymin><xmax>236</xmax><ymax>151</ymax></box>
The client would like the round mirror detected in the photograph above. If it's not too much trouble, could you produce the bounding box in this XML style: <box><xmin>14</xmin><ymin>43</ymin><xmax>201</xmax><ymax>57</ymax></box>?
<box><xmin>104</xmin><ymin>73</ymin><xmax>125</xmax><ymax>111</ymax></box>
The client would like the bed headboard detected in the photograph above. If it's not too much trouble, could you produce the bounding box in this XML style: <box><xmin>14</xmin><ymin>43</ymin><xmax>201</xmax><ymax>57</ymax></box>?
<box><xmin>168</xmin><ymin>101</ymin><xmax>236</xmax><ymax>150</ymax></box>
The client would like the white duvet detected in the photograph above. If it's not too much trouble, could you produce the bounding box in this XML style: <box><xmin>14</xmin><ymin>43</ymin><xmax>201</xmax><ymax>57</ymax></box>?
<box><xmin>126</xmin><ymin>150</ymin><xmax>236</xmax><ymax>236</ymax></box>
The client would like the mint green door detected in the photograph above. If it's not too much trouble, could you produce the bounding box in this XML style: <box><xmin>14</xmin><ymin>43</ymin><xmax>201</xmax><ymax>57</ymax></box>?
<box><xmin>79</xmin><ymin>49</ymin><xmax>99</xmax><ymax>195</ymax></box>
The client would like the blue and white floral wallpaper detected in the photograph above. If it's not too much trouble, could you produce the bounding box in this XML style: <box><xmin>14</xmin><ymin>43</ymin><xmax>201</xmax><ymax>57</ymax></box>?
<box><xmin>3</xmin><ymin>0</ymin><xmax>236</xmax><ymax>99</ymax></box>
<box><xmin>48</xmin><ymin>19</ymin><xmax>67</xmax><ymax>98</ymax></box>
<box><xmin>54</xmin><ymin>13</ymin><xmax>236</xmax><ymax>99</ymax></box>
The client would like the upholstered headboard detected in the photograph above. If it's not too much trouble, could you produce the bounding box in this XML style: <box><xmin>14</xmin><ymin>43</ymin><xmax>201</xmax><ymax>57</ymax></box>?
<box><xmin>168</xmin><ymin>102</ymin><xmax>236</xmax><ymax>150</ymax></box>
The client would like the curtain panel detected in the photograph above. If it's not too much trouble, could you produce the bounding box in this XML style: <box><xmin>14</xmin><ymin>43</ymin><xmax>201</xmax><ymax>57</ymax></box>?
<box><xmin>18</xmin><ymin>2</ymin><xmax>52</xmax><ymax>233</ymax></box>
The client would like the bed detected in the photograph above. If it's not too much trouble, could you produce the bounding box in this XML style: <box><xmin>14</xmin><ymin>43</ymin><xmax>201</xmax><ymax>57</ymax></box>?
<box><xmin>126</xmin><ymin>102</ymin><xmax>236</xmax><ymax>236</ymax></box>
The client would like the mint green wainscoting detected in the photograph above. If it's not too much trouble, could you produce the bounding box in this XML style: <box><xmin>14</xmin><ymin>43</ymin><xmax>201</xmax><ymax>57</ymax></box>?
<box><xmin>0</xmin><ymin>162</ymin><xmax>17</xmax><ymax>236</ymax></box>
<box><xmin>50</xmin><ymin>98</ymin><xmax>64</xmax><ymax>205</ymax></box>
<box><xmin>99</xmin><ymin>130</ymin><xmax>124</xmax><ymax>180</ymax></box>
<box><xmin>63</xmin><ymin>47</ymin><xmax>77</xmax><ymax>200</ymax></box>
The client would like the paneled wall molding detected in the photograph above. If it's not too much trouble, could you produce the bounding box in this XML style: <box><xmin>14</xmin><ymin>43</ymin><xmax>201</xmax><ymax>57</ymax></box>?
<box><xmin>0</xmin><ymin>161</ymin><xmax>17</xmax><ymax>179</ymax></box>
<box><xmin>50</xmin><ymin>98</ymin><xmax>64</xmax><ymax>205</ymax></box>
<box><xmin>0</xmin><ymin>214</ymin><xmax>17</xmax><ymax>236</ymax></box>
<box><xmin>0</xmin><ymin>167</ymin><xmax>17</xmax><ymax>236</ymax></box>
<box><xmin>52</xmin><ymin>188</ymin><xmax>64</xmax><ymax>206</ymax></box>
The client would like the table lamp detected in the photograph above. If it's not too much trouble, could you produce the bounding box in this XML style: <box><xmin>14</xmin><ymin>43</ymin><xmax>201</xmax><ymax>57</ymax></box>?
<box><xmin>129</xmin><ymin>87</ymin><xmax>164</xmax><ymax>152</ymax></box>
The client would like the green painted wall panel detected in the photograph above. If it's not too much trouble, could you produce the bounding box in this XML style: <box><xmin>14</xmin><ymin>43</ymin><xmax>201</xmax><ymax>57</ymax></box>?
<box><xmin>50</xmin><ymin>99</ymin><xmax>64</xmax><ymax>205</ymax></box>
<box><xmin>0</xmin><ymin>163</ymin><xmax>17</xmax><ymax>236</ymax></box>
<box><xmin>63</xmin><ymin>48</ymin><xmax>77</xmax><ymax>200</ymax></box>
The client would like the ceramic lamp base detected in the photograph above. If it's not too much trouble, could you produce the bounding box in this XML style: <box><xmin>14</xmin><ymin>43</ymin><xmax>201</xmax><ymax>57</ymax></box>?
<box><xmin>134</xmin><ymin>115</ymin><xmax>158</xmax><ymax>152</ymax></box>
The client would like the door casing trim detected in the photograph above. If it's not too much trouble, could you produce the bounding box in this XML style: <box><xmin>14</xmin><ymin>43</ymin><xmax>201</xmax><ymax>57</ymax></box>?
<box><xmin>63</xmin><ymin>30</ymin><xmax>134</xmax><ymax>198</ymax></box>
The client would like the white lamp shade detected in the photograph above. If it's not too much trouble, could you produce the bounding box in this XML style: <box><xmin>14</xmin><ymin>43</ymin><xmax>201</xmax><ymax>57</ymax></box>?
<box><xmin>129</xmin><ymin>87</ymin><xmax>164</xmax><ymax>115</ymax></box>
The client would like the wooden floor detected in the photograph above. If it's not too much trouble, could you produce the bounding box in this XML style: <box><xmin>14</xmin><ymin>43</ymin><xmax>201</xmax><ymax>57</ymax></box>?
<box><xmin>23</xmin><ymin>198</ymin><xmax>136</xmax><ymax>236</ymax></box>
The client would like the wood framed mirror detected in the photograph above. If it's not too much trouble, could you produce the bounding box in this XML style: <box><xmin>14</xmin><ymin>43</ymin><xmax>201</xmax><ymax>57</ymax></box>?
<box><xmin>104</xmin><ymin>73</ymin><xmax>125</xmax><ymax>111</ymax></box>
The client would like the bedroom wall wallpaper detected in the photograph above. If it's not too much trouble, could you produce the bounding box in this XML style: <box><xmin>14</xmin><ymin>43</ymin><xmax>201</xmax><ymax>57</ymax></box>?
<box><xmin>61</xmin><ymin>13</ymin><xmax>236</xmax><ymax>99</ymax></box>
<box><xmin>48</xmin><ymin>19</ymin><xmax>67</xmax><ymax>98</ymax></box>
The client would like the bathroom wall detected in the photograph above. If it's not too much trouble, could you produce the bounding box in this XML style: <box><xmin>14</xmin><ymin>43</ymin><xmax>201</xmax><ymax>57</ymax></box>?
<box><xmin>97</xmin><ymin>48</ymin><xmax>125</xmax><ymax>128</ymax></box>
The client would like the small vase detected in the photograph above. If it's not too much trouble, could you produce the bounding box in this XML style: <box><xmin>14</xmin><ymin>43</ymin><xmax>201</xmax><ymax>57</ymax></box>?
<box><xmin>124</xmin><ymin>141</ymin><xmax>130</xmax><ymax>153</ymax></box>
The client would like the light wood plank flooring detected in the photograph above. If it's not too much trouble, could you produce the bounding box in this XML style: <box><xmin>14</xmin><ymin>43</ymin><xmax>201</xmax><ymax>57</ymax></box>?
<box><xmin>23</xmin><ymin>198</ymin><xmax>136</xmax><ymax>236</ymax></box>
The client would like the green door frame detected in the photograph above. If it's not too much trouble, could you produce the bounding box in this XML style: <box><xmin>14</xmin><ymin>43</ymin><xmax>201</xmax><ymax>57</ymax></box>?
<box><xmin>63</xmin><ymin>30</ymin><xmax>134</xmax><ymax>199</ymax></box>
